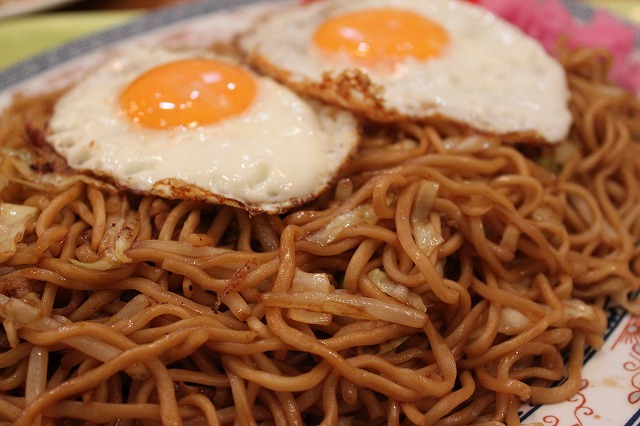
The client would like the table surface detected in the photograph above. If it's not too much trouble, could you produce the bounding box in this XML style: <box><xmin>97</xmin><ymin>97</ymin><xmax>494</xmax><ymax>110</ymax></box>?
<box><xmin>56</xmin><ymin>0</ymin><xmax>640</xmax><ymax>15</ymax></box>
<box><xmin>50</xmin><ymin>0</ymin><xmax>640</xmax><ymax>17</ymax></box>
<box><xmin>1</xmin><ymin>0</ymin><xmax>639</xmax><ymax>72</ymax></box>
<box><xmin>62</xmin><ymin>0</ymin><xmax>188</xmax><ymax>10</ymax></box>
<box><xmin>4</xmin><ymin>0</ymin><xmax>640</xmax><ymax>14</ymax></box>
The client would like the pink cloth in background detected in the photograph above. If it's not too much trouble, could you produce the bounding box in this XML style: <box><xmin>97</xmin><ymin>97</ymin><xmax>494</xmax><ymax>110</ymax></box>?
<box><xmin>478</xmin><ymin>0</ymin><xmax>640</xmax><ymax>92</ymax></box>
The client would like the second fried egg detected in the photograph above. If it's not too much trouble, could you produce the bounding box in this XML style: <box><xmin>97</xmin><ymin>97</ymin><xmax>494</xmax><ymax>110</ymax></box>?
<box><xmin>45</xmin><ymin>46</ymin><xmax>359</xmax><ymax>214</ymax></box>
<box><xmin>240</xmin><ymin>0</ymin><xmax>572</xmax><ymax>143</ymax></box>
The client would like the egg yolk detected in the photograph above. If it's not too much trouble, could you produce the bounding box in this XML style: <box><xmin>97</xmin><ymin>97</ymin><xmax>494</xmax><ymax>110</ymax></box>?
<box><xmin>313</xmin><ymin>8</ymin><xmax>449</xmax><ymax>63</ymax></box>
<box><xmin>120</xmin><ymin>59</ymin><xmax>257</xmax><ymax>129</ymax></box>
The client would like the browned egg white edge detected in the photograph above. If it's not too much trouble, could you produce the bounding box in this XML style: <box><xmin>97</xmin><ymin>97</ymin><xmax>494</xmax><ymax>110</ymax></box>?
<box><xmin>34</xmin><ymin>85</ymin><xmax>363</xmax><ymax>216</ymax></box>
<box><xmin>243</xmin><ymin>51</ymin><xmax>551</xmax><ymax>145</ymax></box>
<box><xmin>236</xmin><ymin>5</ymin><xmax>560</xmax><ymax>146</ymax></box>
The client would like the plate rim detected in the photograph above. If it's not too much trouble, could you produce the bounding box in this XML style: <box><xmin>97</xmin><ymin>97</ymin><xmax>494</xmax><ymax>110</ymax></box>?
<box><xmin>0</xmin><ymin>0</ymin><xmax>272</xmax><ymax>92</ymax></box>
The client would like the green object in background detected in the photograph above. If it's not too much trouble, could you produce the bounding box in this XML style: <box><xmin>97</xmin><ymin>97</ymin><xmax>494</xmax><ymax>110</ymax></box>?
<box><xmin>586</xmin><ymin>0</ymin><xmax>640</xmax><ymax>24</ymax></box>
<box><xmin>0</xmin><ymin>11</ymin><xmax>138</xmax><ymax>71</ymax></box>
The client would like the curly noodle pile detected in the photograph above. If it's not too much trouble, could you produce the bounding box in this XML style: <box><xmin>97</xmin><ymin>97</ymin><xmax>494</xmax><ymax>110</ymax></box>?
<box><xmin>0</xmin><ymin>44</ymin><xmax>639</xmax><ymax>425</ymax></box>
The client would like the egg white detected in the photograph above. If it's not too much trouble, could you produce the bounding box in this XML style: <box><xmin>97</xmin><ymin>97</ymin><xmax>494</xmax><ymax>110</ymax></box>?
<box><xmin>240</xmin><ymin>0</ymin><xmax>573</xmax><ymax>143</ymax></box>
<box><xmin>46</xmin><ymin>46</ymin><xmax>359</xmax><ymax>214</ymax></box>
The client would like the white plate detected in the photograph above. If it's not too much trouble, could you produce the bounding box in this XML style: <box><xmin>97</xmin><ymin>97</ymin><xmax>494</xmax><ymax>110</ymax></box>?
<box><xmin>0</xmin><ymin>0</ymin><xmax>83</xmax><ymax>19</ymax></box>
<box><xmin>0</xmin><ymin>0</ymin><xmax>270</xmax><ymax>97</ymax></box>
<box><xmin>0</xmin><ymin>0</ymin><xmax>639</xmax><ymax>423</ymax></box>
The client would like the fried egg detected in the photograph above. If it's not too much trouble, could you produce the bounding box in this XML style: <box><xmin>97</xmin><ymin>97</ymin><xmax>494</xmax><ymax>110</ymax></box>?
<box><xmin>240</xmin><ymin>0</ymin><xmax>572</xmax><ymax>143</ymax></box>
<box><xmin>46</xmin><ymin>46</ymin><xmax>359</xmax><ymax>214</ymax></box>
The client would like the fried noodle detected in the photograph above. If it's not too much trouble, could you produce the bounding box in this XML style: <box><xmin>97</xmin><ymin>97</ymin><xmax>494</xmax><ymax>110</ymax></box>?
<box><xmin>0</xmin><ymin>45</ymin><xmax>639</xmax><ymax>425</ymax></box>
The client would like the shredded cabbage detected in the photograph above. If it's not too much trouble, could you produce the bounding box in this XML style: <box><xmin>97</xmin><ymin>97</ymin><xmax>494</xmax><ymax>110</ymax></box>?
<box><xmin>287</xmin><ymin>269</ymin><xmax>335</xmax><ymax>325</ymax></box>
<box><xmin>0</xmin><ymin>203</ymin><xmax>37</xmax><ymax>263</ymax></box>
<box><xmin>307</xmin><ymin>204</ymin><xmax>378</xmax><ymax>245</ymax></box>
<box><xmin>367</xmin><ymin>268</ymin><xmax>427</xmax><ymax>312</ymax></box>
<box><xmin>410</xmin><ymin>180</ymin><xmax>444</xmax><ymax>256</ymax></box>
